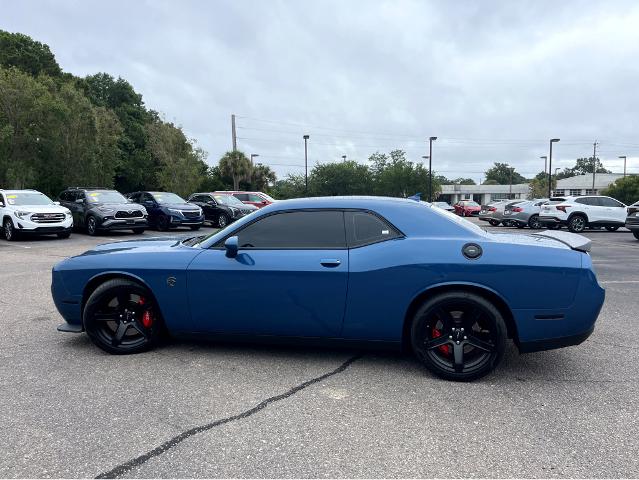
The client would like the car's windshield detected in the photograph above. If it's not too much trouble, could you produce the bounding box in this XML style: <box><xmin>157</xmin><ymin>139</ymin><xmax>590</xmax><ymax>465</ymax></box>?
<box><xmin>4</xmin><ymin>192</ymin><xmax>54</xmax><ymax>206</ymax></box>
<box><xmin>214</xmin><ymin>194</ymin><xmax>244</xmax><ymax>206</ymax></box>
<box><xmin>86</xmin><ymin>190</ymin><xmax>127</xmax><ymax>203</ymax></box>
<box><xmin>151</xmin><ymin>192</ymin><xmax>185</xmax><ymax>204</ymax></box>
<box><xmin>262</xmin><ymin>193</ymin><xmax>276</xmax><ymax>202</ymax></box>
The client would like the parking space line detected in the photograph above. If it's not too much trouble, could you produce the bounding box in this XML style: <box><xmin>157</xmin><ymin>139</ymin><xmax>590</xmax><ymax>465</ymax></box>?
<box><xmin>0</xmin><ymin>243</ymin><xmax>31</xmax><ymax>249</ymax></box>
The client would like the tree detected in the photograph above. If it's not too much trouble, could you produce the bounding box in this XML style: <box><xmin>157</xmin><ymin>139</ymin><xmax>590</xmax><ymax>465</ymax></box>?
<box><xmin>370</xmin><ymin>150</ymin><xmax>440</xmax><ymax>198</ymax></box>
<box><xmin>308</xmin><ymin>161</ymin><xmax>373</xmax><ymax>196</ymax></box>
<box><xmin>602</xmin><ymin>176</ymin><xmax>639</xmax><ymax>205</ymax></box>
<box><xmin>452</xmin><ymin>177</ymin><xmax>476</xmax><ymax>185</ymax></box>
<box><xmin>270</xmin><ymin>174</ymin><xmax>307</xmax><ymax>199</ymax></box>
<box><xmin>246</xmin><ymin>164</ymin><xmax>277</xmax><ymax>191</ymax></box>
<box><xmin>484</xmin><ymin>163</ymin><xmax>527</xmax><ymax>185</ymax></box>
<box><xmin>528</xmin><ymin>171</ymin><xmax>555</xmax><ymax>199</ymax></box>
<box><xmin>556</xmin><ymin>157</ymin><xmax>612</xmax><ymax>179</ymax></box>
<box><xmin>482</xmin><ymin>179</ymin><xmax>499</xmax><ymax>185</ymax></box>
<box><xmin>219</xmin><ymin>150</ymin><xmax>252</xmax><ymax>190</ymax></box>
<box><xmin>0</xmin><ymin>30</ymin><xmax>61</xmax><ymax>76</ymax></box>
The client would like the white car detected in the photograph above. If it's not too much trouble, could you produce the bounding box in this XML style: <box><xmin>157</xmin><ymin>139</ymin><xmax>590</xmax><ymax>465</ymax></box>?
<box><xmin>539</xmin><ymin>195</ymin><xmax>627</xmax><ymax>233</ymax></box>
<box><xmin>0</xmin><ymin>189</ymin><xmax>73</xmax><ymax>241</ymax></box>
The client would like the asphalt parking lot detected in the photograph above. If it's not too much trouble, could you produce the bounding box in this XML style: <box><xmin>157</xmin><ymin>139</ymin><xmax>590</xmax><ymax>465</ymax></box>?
<box><xmin>1</xmin><ymin>221</ymin><xmax>638</xmax><ymax>478</ymax></box>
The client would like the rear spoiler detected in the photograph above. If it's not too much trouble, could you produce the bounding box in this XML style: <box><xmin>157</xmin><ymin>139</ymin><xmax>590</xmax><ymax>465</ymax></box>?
<box><xmin>530</xmin><ymin>230</ymin><xmax>591</xmax><ymax>253</ymax></box>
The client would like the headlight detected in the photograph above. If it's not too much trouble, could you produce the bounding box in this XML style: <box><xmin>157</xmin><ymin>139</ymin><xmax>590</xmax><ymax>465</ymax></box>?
<box><xmin>64</xmin><ymin>209</ymin><xmax>72</xmax><ymax>218</ymax></box>
<box><xmin>14</xmin><ymin>211</ymin><xmax>32</xmax><ymax>219</ymax></box>
<box><xmin>229</xmin><ymin>207</ymin><xmax>238</xmax><ymax>215</ymax></box>
<box><xmin>168</xmin><ymin>208</ymin><xmax>183</xmax><ymax>215</ymax></box>
<box><xmin>139</xmin><ymin>206</ymin><xmax>148</xmax><ymax>215</ymax></box>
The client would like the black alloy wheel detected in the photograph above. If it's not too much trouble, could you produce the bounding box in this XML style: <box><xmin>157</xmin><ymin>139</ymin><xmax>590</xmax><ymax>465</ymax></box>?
<box><xmin>86</xmin><ymin>216</ymin><xmax>98</xmax><ymax>236</ymax></box>
<box><xmin>3</xmin><ymin>218</ymin><xmax>16</xmax><ymax>241</ymax></box>
<box><xmin>605</xmin><ymin>226</ymin><xmax>619</xmax><ymax>232</ymax></box>
<box><xmin>488</xmin><ymin>220</ymin><xmax>500</xmax><ymax>227</ymax></box>
<box><xmin>568</xmin><ymin>215</ymin><xmax>586</xmax><ymax>233</ymax></box>
<box><xmin>411</xmin><ymin>291</ymin><xmax>506</xmax><ymax>381</ymax></box>
<box><xmin>157</xmin><ymin>214</ymin><xmax>170</xmax><ymax>231</ymax></box>
<box><xmin>528</xmin><ymin>214</ymin><xmax>542</xmax><ymax>229</ymax></box>
<box><xmin>83</xmin><ymin>279</ymin><xmax>162</xmax><ymax>354</ymax></box>
<box><xmin>217</xmin><ymin>214</ymin><xmax>228</xmax><ymax>228</ymax></box>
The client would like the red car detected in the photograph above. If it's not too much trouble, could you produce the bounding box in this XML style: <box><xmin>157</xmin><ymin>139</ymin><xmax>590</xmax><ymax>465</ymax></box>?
<box><xmin>454</xmin><ymin>200</ymin><xmax>481</xmax><ymax>217</ymax></box>
<box><xmin>218</xmin><ymin>191</ymin><xmax>276</xmax><ymax>209</ymax></box>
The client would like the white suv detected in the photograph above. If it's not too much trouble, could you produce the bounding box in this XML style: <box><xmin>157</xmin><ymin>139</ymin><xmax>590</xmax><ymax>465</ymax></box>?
<box><xmin>539</xmin><ymin>195</ymin><xmax>627</xmax><ymax>233</ymax></box>
<box><xmin>0</xmin><ymin>189</ymin><xmax>73</xmax><ymax>241</ymax></box>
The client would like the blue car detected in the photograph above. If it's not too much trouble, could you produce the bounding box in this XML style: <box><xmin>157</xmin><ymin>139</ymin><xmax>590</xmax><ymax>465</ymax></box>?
<box><xmin>53</xmin><ymin>196</ymin><xmax>604</xmax><ymax>381</ymax></box>
<box><xmin>126</xmin><ymin>191</ymin><xmax>204</xmax><ymax>231</ymax></box>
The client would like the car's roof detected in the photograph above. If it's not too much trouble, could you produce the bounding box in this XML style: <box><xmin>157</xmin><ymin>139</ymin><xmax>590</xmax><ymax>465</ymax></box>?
<box><xmin>215</xmin><ymin>190</ymin><xmax>265</xmax><ymax>194</ymax></box>
<box><xmin>0</xmin><ymin>189</ymin><xmax>43</xmax><ymax>194</ymax></box>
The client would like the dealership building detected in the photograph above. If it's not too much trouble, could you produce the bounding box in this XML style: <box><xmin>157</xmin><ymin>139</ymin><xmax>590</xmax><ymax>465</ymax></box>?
<box><xmin>439</xmin><ymin>173</ymin><xmax>625</xmax><ymax>205</ymax></box>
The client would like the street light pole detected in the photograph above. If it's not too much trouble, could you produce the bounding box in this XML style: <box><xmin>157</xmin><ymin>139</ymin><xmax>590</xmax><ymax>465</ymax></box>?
<box><xmin>548</xmin><ymin>139</ymin><xmax>560</xmax><ymax>199</ymax></box>
<box><xmin>428</xmin><ymin>137</ymin><xmax>437</xmax><ymax>202</ymax></box>
<box><xmin>250</xmin><ymin>153</ymin><xmax>259</xmax><ymax>167</ymax></box>
<box><xmin>342</xmin><ymin>155</ymin><xmax>347</xmax><ymax>162</ymax></box>
<box><xmin>592</xmin><ymin>141</ymin><xmax>598</xmax><ymax>191</ymax></box>
<box><xmin>303</xmin><ymin>135</ymin><xmax>309</xmax><ymax>195</ymax></box>
<box><xmin>619</xmin><ymin>155</ymin><xmax>627</xmax><ymax>177</ymax></box>
<box><xmin>540</xmin><ymin>156</ymin><xmax>547</xmax><ymax>175</ymax></box>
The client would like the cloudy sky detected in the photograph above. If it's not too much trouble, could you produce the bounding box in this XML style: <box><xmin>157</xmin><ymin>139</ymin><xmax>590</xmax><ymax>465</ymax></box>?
<box><xmin>2</xmin><ymin>0</ymin><xmax>639</xmax><ymax>182</ymax></box>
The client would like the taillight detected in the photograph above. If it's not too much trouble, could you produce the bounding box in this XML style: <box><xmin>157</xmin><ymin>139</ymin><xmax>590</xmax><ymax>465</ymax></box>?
<box><xmin>488</xmin><ymin>207</ymin><xmax>496</xmax><ymax>212</ymax></box>
<box><xmin>556</xmin><ymin>205</ymin><xmax>570</xmax><ymax>213</ymax></box>
<box><xmin>511</xmin><ymin>207</ymin><xmax>523</xmax><ymax>212</ymax></box>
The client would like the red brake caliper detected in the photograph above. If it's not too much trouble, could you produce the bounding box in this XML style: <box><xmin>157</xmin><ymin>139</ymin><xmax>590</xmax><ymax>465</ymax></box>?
<box><xmin>432</xmin><ymin>328</ymin><xmax>450</xmax><ymax>355</ymax></box>
<box><xmin>138</xmin><ymin>297</ymin><xmax>153</xmax><ymax>328</ymax></box>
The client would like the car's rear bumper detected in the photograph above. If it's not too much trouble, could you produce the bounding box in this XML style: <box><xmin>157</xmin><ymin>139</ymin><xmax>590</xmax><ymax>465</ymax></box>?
<box><xmin>518</xmin><ymin>324</ymin><xmax>594</xmax><ymax>353</ymax></box>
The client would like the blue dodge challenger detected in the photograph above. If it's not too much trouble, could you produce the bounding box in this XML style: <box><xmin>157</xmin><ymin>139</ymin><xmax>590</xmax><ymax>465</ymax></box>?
<box><xmin>53</xmin><ymin>196</ymin><xmax>605</xmax><ymax>381</ymax></box>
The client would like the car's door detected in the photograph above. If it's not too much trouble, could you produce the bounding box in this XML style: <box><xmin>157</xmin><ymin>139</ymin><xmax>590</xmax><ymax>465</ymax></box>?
<box><xmin>191</xmin><ymin>195</ymin><xmax>217</xmax><ymax>221</ymax></box>
<box><xmin>63</xmin><ymin>191</ymin><xmax>84</xmax><ymax>226</ymax></box>
<box><xmin>600</xmin><ymin>196</ymin><xmax>627</xmax><ymax>223</ymax></box>
<box><xmin>187</xmin><ymin>210</ymin><xmax>348</xmax><ymax>337</ymax></box>
<box><xmin>140</xmin><ymin>192</ymin><xmax>160</xmax><ymax>224</ymax></box>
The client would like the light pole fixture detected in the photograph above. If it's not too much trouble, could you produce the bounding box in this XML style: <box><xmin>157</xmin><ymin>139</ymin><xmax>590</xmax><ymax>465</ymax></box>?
<box><xmin>547</xmin><ymin>138</ymin><xmax>560</xmax><ymax>199</ymax></box>
<box><xmin>342</xmin><ymin>155</ymin><xmax>347</xmax><ymax>162</ymax></box>
<box><xmin>620</xmin><ymin>155</ymin><xmax>627</xmax><ymax>177</ymax></box>
<box><xmin>303</xmin><ymin>135</ymin><xmax>310</xmax><ymax>195</ymax></box>
<box><xmin>428</xmin><ymin>137</ymin><xmax>437</xmax><ymax>202</ymax></box>
<box><xmin>250</xmin><ymin>153</ymin><xmax>259</xmax><ymax>166</ymax></box>
<box><xmin>540</xmin><ymin>155</ymin><xmax>547</xmax><ymax>175</ymax></box>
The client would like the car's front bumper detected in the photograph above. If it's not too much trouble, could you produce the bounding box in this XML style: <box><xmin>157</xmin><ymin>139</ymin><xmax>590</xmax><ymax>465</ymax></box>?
<box><xmin>14</xmin><ymin>216</ymin><xmax>73</xmax><ymax>233</ymax></box>
<box><xmin>169</xmin><ymin>214</ymin><xmax>205</xmax><ymax>226</ymax></box>
<box><xmin>99</xmin><ymin>218</ymin><xmax>148</xmax><ymax>230</ymax></box>
<box><xmin>625</xmin><ymin>216</ymin><xmax>639</xmax><ymax>231</ymax></box>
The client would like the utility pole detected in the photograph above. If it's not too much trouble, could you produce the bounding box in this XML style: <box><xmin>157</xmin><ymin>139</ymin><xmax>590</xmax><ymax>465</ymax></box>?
<box><xmin>231</xmin><ymin>114</ymin><xmax>237</xmax><ymax>151</ymax></box>
<box><xmin>548</xmin><ymin>139</ymin><xmax>560</xmax><ymax>199</ymax></box>
<box><xmin>509</xmin><ymin>166</ymin><xmax>513</xmax><ymax>199</ymax></box>
<box><xmin>540</xmin><ymin>156</ymin><xmax>547</xmax><ymax>175</ymax></box>
<box><xmin>592</xmin><ymin>141</ymin><xmax>598</xmax><ymax>191</ymax></box>
<box><xmin>428</xmin><ymin>137</ymin><xmax>437</xmax><ymax>202</ymax></box>
<box><xmin>303</xmin><ymin>135</ymin><xmax>309</xmax><ymax>195</ymax></box>
<box><xmin>619</xmin><ymin>155</ymin><xmax>627</xmax><ymax>177</ymax></box>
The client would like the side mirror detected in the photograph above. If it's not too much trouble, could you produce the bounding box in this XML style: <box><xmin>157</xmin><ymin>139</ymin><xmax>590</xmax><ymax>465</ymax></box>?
<box><xmin>224</xmin><ymin>236</ymin><xmax>239</xmax><ymax>258</ymax></box>
<box><xmin>75</xmin><ymin>198</ymin><xmax>84</xmax><ymax>204</ymax></box>
<box><xmin>54</xmin><ymin>201</ymin><xmax>60</xmax><ymax>205</ymax></box>
<box><xmin>261</xmin><ymin>200</ymin><xmax>268</xmax><ymax>204</ymax></box>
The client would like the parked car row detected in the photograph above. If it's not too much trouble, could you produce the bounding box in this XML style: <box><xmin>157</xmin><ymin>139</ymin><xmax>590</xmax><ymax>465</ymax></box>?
<box><xmin>475</xmin><ymin>195</ymin><xmax>639</xmax><ymax>236</ymax></box>
<box><xmin>0</xmin><ymin>187</ymin><xmax>275</xmax><ymax>241</ymax></box>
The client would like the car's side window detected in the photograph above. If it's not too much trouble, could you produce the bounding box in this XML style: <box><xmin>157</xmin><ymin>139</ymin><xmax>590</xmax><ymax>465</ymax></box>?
<box><xmin>601</xmin><ymin>197</ymin><xmax>623</xmax><ymax>207</ymax></box>
<box><xmin>575</xmin><ymin>198</ymin><xmax>589</xmax><ymax>205</ymax></box>
<box><xmin>231</xmin><ymin>210</ymin><xmax>346</xmax><ymax>249</ymax></box>
<box><xmin>345</xmin><ymin>210</ymin><xmax>402</xmax><ymax>248</ymax></box>
<box><xmin>234</xmin><ymin>193</ymin><xmax>249</xmax><ymax>201</ymax></box>
<box><xmin>249</xmin><ymin>194</ymin><xmax>263</xmax><ymax>202</ymax></box>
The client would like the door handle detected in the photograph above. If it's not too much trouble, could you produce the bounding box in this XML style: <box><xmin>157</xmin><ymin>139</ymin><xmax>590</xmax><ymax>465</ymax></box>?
<box><xmin>320</xmin><ymin>259</ymin><xmax>341</xmax><ymax>267</ymax></box>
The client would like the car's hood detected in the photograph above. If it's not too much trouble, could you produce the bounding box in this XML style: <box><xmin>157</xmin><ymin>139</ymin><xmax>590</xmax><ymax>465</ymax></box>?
<box><xmin>11</xmin><ymin>205</ymin><xmax>69</xmax><ymax>213</ymax></box>
<box><xmin>91</xmin><ymin>202</ymin><xmax>145</xmax><ymax>210</ymax></box>
<box><xmin>80</xmin><ymin>236</ymin><xmax>197</xmax><ymax>256</ymax></box>
<box><xmin>160</xmin><ymin>203</ymin><xmax>201</xmax><ymax>211</ymax></box>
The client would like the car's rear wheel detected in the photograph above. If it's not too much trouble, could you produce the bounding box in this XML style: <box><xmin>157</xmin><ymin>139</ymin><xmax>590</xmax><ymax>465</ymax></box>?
<box><xmin>605</xmin><ymin>226</ymin><xmax>619</xmax><ymax>232</ymax></box>
<box><xmin>84</xmin><ymin>279</ymin><xmax>162</xmax><ymax>354</ymax></box>
<box><xmin>568</xmin><ymin>215</ymin><xmax>587</xmax><ymax>233</ymax></box>
<box><xmin>3</xmin><ymin>218</ymin><xmax>17</xmax><ymax>241</ymax></box>
<box><xmin>217</xmin><ymin>214</ymin><xmax>229</xmax><ymax>228</ymax></box>
<box><xmin>633</xmin><ymin>231</ymin><xmax>639</xmax><ymax>241</ymax></box>
<box><xmin>488</xmin><ymin>220</ymin><xmax>500</xmax><ymax>227</ymax></box>
<box><xmin>411</xmin><ymin>291</ymin><xmax>506</xmax><ymax>381</ymax></box>
<box><xmin>86</xmin><ymin>216</ymin><xmax>98</xmax><ymax>236</ymax></box>
<box><xmin>528</xmin><ymin>214</ymin><xmax>542</xmax><ymax>229</ymax></box>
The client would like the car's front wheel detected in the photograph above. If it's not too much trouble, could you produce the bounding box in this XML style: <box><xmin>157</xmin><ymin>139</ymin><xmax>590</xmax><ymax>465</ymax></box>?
<box><xmin>3</xmin><ymin>218</ymin><xmax>17</xmax><ymax>241</ymax></box>
<box><xmin>86</xmin><ymin>216</ymin><xmax>98</xmax><ymax>236</ymax></box>
<box><xmin>217</xmin><ymin>214</ymin><xmax>229</xmax><ymax>228</ymax></box>
<box><xmin>488</xmin><ymin>220</ymin><xmax>500</xmax><ymax>227</ymax></box>
<box><xmin>411</xmin><ymin>291</ymin><xmax>506</xmax><ymax>381</ymax></box>
<box><xmin>633</xmin><ymin>231</ymin><xmax>639</xmax><ymax>241</ymax></box>
<box><xmin>568</xmin><ymin>215</ymin><xmax>587</xmax><ymax>233</ymax></box>
<box><xmin>528</xmin><ymin>214</ymin><xmax>542</xmax><ymax>229</ymax></box>
<box><xmin>83</xmin><ymin>279</ymin><xmax>162</xmax><ymax>354</ymax></box>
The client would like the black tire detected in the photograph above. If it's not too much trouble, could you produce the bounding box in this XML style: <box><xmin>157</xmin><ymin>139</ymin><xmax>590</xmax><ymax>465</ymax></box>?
<box><xmin>189</xmin><ymin>225</ymin><xmax>201</xmax><ymax>231</ymax></box>
<box><xmin>3</xmin><ymin>218</ymin><xmax>17</xmax><ymax>241</ymax></box>
<box><xmin>411</xmin><ymin>291</ymin><xmax>506</xmax><ymax>382</ymax></box>
<box><xmin>83</xmin><ymin>278</ymin><xmax>162</xmax><ymax>355</ymax></box>
<box><xmin>568</xmin><ymin>215</ymin><xmax>587</xmax><ymax>233</ymax></box>
<box><xmin>57</xmin><ymin>232</ymin><xmax>71</xmax><ymax>239</ymax></box>
<box><xmin>605</xmin><ymin>226</ymin><xmax>619</xmax><ymax>232</ymax></box>
<box><xmin>86</xmin><ymin>216</ymin><xmax>98</xmax><ymax>236</ymax></box>
<box><xmin>132</xmin><ymin>228</ymin><xmax>145</xmax><ymax>234</ymax></box>
<box><xmin>217</xmin><ymin>214</ymin><xmax>229</xmax><ymax>228</ymax></box>
<box><xmin>157</xmin><ymin>215</ymin><xmax>170</xmax><ymax>231</ymax></box>
<box><xmin>488</xmin><ymin>220</ymin><xmax>500</xmax><ymax>227</ymax></box>
<box><xmin>633</xmin><ymin>231</ymin><xmax>639</xmax><ymax>241</ymax></box>
<box><xmin>528</xmin><ymin>214</ymin><xmax>542</xmax><ymax>229</ymax></box>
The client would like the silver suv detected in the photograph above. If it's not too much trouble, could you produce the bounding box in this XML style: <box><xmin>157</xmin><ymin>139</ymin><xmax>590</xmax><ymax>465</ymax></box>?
<box><xmin>502</xmin><ymin>199</ymin><xmax>548</xmax><ymax>229</ymax></box>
